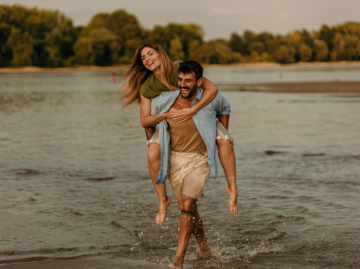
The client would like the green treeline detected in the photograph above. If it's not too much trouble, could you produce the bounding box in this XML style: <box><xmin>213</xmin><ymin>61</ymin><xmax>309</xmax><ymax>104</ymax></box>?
<box><xmin>1</xmin><ymin>4</ymin><xmax>360</xmax><ymax>67</ymax></box>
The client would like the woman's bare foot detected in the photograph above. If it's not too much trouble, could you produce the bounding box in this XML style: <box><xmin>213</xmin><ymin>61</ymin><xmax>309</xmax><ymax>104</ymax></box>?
<box><xmin>198</xmin><ymin>244</ymin><xmax>212</xmax><ymax>259</ymax></box>
<box><xmin>226</xmin><ymin>185</ymin><xmax>238</xmax><ymax>214</ymax></box>
<box><xmin>156</xmin><ymin>196</ymin><xmax>172</xmax><ymax>226</ymax></box>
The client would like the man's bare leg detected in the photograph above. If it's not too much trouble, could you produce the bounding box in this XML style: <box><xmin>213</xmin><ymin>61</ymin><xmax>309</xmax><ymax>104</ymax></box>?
<box><xmin>192</xmin><ymin>203</ymin><xmax>211</xmax><ymax>258</ymax></box>
<box><xmin>169</xmin><ymin>195</ymin><xmax>197</xmax><ymax>269</ymax></box>
<box><xmin>148</xmin><ymin>143</ymin><xmax>171</xmax><ymax>226</ymax></box>
<box><xmin>217</xmin><ymin>140</ymin><xmax>238</xmax><ymax>214</ymax></box>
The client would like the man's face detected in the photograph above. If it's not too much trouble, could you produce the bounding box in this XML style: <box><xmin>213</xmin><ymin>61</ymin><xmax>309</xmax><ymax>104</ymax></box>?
<box><xmin>177</xmin><ymin>71</ymin><xmax>202</xmax><ymax>99</ymax></box>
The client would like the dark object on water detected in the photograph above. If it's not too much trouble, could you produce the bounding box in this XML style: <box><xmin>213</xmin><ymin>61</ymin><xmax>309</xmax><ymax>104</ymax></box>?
<box><xmin>84</xmin><ymin>177</ymin><xmax>115</xmax><ymax>182</ymax></box>
<box><xmin>13</xmin><ymin>168</ymin><xmax>41</xmax><ymax>175</ymax></box>
<box><xmin>265</xmin><ymin>150</ymin><xmax>287</xmax><ymax>155</ymax></box>
<box><xmin>302</xmin><ymin>153</ymin><xmax>325</xmax><ymax>157</ymax></box>
<box><xmin>112</xmin><ymin>72</ymin><xmax>116</xmax><ymax>83</ymax></box>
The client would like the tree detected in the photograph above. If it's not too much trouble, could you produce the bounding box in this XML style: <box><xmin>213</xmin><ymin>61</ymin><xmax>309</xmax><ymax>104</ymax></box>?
<box><xmin>266</xmin><ymin>38</ymin><xmax>280</xmax><ymax>54</ymax></box>
<box><xmin>6</xmin><ymin>28</ymin><xmax>34</xmax><ymax>66</ymax></box>
<box><xmin>229</xmin><ymin>32</ymin><xmax>247</xmax><ymax>55</ymax></box>
<box><xmin>319</xmin><ymin>24</ymin><xmax>336</xmax><ymax>53</ymax></box>
<box><xmin>0</xmin><ymin>22</ymin><xmax>12</xmax><ymax>66</ymax></box>
<box><xmin>81</xmin><ymin>9</ymin><xmax>141</xmax><ymax>59</ymax></box>
<box><xmin>314</xmin><ymin>40</ymin><xmax>329</xmax><ymax>61</ymax></box>
<box><xmin>249</xmin><ymin>41</ymin><xmax>265</xmax><ymax>54</ymax></box>
<box><xmin>299</xmin><ymin>44</ymin><xmax>312</xmax><ymax>61</ymax></box>
<box><xmin>333</xmin><ymin>33</ymin><xmax>360</xmax><ymax>60</ymax></box>
<box><xmin>273</xmin><ymin>45</ymin><xmax>295</xmax><ymax>63</ymax></box>
<box><xmin>91</xmin><ymin>28</ymin><xmax>121</xmax><ymax>65</ymax></box>
<box><xmin>169</xmin><ymin>37</ymin><xmax>185</xmax><ymax>61</ymax></box>
<box><xmin>187</xmin><ymin>39</ymin><xmax>204</xmax><ymax>62</ymax></box>
<box><xmin>208</xmin><ymin>42</ymin><xmax>233</xmax><ymax>64</ymax></box>
<box><xmin>146</xmin><ymin>23</ymin><xmax>203</xmax><ymax>59</ymax></box>
<box><xmin>300</xmin><ymin>29</ymin><xmax>314</xmax><ymax>49</ymax></box>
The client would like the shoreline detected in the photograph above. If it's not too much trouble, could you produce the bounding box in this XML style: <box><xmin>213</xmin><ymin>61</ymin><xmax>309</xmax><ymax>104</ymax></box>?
<box><xmin>0</xmin><ymin>256</ymin><xmax>162</xmax><ymax>269</ymax></box>
<box><xmin>1</xmin><ymin>61</ymin><xmax>360</xmax><ymax>74</ymax></box>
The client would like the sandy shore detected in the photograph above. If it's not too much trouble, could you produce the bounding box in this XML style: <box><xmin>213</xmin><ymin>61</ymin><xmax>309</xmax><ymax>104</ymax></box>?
<box><xmin>0</xmin><ymin>256</ymin><xmax>163</xmax><ymax>269</ymax></box>
<box><xmin>217</xmin><ymin>81</ymin><xmax>360</xmax><ymax>93</ymax></box>
<box><xmin>0</xmin><ymin>66</ymin><xmax>128</xmax><ymax>74</ymax></box>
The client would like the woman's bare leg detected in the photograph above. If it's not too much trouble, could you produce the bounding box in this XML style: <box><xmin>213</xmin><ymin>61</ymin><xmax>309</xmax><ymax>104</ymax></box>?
<box><xmin>217</xmin><ymin>140</ymin><xmax>238</xmax><ymax>214</ymax></box>
<box><xmin>148</xmin><ymin>143</ymin><xmax>171</xmax><ymax>226</ymax></box>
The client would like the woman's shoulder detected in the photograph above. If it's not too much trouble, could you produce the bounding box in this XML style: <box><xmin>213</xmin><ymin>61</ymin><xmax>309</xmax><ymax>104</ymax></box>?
<box><xmin>140</xmin><ymin>73</ymin><xmax>164</xmax><ymax>99</ymax></box>
<box><xmin>172</xmin><ymin>62</ymin><xmax>180</xmax><ymax>73</ymax></box>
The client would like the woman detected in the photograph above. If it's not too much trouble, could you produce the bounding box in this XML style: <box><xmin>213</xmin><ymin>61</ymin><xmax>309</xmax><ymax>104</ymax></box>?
<box><xmin>119</xmin><ymin>43</ymin><xmax>235</xmax><ymax>226</ymax></box>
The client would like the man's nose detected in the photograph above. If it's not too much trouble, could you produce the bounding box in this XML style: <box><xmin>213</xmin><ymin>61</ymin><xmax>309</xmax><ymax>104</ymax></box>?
<box><xmin>179</xmin><ymin>81</ymin><xmax>186</xmax><ymax>87</ymax></box>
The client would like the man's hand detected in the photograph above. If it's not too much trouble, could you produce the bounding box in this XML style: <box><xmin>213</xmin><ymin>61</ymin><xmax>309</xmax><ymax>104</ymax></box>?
<box><xmin>171</xmin><ymin>108</ymin><xmax>196</xmax><ymax>123</ymax></box>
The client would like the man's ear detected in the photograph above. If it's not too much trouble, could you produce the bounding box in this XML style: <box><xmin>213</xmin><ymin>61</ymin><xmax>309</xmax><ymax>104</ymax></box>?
<box><xmin>197</xmin><ymin>77</ymin><xmax>203</xmax><ymax>87</ymax></box>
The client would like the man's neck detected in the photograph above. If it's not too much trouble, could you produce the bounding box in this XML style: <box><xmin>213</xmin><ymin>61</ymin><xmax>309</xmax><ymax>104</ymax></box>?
<box><xmin>176</xmin><ymin>89</ymin><xmax>198</xmax><ymax>108</ymax></box>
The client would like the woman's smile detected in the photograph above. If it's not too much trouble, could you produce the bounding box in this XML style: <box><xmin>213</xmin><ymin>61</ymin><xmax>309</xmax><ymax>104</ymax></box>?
<box><xmin>141</xmin><ymin>47</ymin><xmax>160</xmax><ymax>71</ymax></box>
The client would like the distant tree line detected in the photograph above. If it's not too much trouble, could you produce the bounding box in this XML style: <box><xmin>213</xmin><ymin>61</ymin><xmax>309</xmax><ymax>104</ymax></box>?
<box><xmin>1</xmin><ymin>4</ymin><xmax>360</xmax><ymax>67</ymax></box>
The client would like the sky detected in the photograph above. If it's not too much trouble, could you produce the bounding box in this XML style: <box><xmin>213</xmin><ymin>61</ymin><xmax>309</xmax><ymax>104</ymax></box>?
<box><xmin>5</xmin><ymin>0</ymin><xmax>360</xmax><ymax>40</ymax></box>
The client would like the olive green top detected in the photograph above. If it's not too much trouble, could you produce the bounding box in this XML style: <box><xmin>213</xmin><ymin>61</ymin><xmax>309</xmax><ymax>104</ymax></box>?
<box><xmin>140</xmin><ymin>63</ymin><xmax>179</xmax><ymax>99</ymax></box>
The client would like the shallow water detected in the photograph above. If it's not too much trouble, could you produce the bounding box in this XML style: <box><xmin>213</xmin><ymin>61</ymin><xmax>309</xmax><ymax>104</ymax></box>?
<box><xmin>1</xmin><ymin>66</ymin><xmax>360</xmax><ymax>268</ymax></box>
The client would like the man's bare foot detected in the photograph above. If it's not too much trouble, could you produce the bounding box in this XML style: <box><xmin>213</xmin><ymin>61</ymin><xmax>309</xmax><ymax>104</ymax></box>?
<box><xmin>169</xmin><ymin>257</ymin><xmax>184</xmax><ymax>269</ymax></box>
<box><xmin>226</xmin><ymin>185</ymin><xmax>238</xmax><ymax>214</ymax></box>
<box><xmin>156</xmin><ymin>196</ymin><xmax>172</xmax><ymax>226</ymax></box>
<box><xmin>198</xmin><ymin>245</ymin><xmax>212</xmax><ymax>259</ymax></box>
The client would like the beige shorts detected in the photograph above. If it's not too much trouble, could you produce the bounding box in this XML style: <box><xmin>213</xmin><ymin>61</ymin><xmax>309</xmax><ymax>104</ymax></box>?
<box><xmin>169</xmin><ymin>151</ymin><xmax>211</xmax><ymax>204</ymax></box>
<box><xmin>147</xmin><ymin>120</ymin><xmax>233</xmax><ymax>147</ymax></box>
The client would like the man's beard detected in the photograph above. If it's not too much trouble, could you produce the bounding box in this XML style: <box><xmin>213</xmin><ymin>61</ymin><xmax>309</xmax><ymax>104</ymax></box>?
<box><xmin>180</xmin><ymin>86</ymin><xmax>196</xmax><ymax>99</ymax></box>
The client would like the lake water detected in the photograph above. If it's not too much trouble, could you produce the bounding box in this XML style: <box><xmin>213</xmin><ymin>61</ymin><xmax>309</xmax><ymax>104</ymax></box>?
<box><xmin>1</xmin><ymin>65</ymin><xmax>360</xmax><ymax>268</ymax></box>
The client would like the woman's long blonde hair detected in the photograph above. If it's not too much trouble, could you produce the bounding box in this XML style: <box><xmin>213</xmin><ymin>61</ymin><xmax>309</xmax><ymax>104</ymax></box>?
<box><xmin>119</xmin><ymin>43</ymin><xmax>179</xmax><ymax>108</ymax></box>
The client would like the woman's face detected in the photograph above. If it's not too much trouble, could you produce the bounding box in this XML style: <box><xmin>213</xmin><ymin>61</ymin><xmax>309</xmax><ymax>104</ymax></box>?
<box><xmin>141</xmin><ymin>46</ymin><xmax>160</xmax><ymax>72</ymax></box>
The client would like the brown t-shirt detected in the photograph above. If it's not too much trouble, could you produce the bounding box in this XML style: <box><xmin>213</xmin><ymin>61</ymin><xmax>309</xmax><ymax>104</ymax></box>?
<box><xmin>166</xmin><ymin>115</ymin><xmax>207</xmax><ymax>153</ymax></box>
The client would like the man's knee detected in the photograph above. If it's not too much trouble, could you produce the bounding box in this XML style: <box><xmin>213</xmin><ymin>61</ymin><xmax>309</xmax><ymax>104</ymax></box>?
<box><xmin>180</xmin><ymin>197</ymin><xmax>196</xmax><ymax>212</ymax></box>
<box><xmin>147</xmin><ymin>144</ymin><xmax>161</xmax><ymax>163</ymax></box>
<box><xmin>217</xmin><ymin>140</ymin><xmax>233</xmax><ymax>150</ymax></box>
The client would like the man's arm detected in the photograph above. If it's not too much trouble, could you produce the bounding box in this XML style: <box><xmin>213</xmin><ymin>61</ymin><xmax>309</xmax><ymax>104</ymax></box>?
<box><xmin>212</xmin><ymin>92</ymin><xmax>231</xmax><ymax>116</ymax></box>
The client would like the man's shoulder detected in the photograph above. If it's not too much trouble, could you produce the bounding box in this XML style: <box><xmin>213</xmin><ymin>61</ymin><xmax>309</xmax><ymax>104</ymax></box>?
<box><xmin>152</xmin><ymin>90</ymin><xmax>179</xmax><ymax>106</ymax></box>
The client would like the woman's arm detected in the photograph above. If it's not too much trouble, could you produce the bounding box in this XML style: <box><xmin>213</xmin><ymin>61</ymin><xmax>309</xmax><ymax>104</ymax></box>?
<box><xmin>140</xmin><ymin>95</ymin><xmax>177</xmax><ymax>128</ymax></box>
<box><xmin>171</xmin><ymin>76</ymin><xmax>218</xmax><ymax>122</ymax></box>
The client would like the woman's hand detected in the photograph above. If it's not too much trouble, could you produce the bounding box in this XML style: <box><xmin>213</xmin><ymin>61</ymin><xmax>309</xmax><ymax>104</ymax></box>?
<box><xmin>171</xmin><ymin>108</ymin><xmax>196</xmax><ymax>123</ymax></box>
<box><xmin>165</xmin><ymin>108</ymin><xmax>179</xmax><ymax>119</ymax></box>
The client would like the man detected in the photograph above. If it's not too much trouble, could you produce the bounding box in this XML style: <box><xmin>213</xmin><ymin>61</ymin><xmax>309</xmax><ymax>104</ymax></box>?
<box><xmin>151</xmin><ymin>61</ymin><xmax>238</xmax><ymax>269</ymax></box>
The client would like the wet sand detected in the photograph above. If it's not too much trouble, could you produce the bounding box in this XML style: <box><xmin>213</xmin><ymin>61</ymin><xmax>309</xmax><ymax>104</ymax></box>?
<box><xmin>0</xmin><ymin>257</ymin><xmax>162</xmax><ymax>269</ymax></box>
<box><xmin>217</xmin><ymin>81</ymin><xmax>360</xmax><ymax>92</ymax></box>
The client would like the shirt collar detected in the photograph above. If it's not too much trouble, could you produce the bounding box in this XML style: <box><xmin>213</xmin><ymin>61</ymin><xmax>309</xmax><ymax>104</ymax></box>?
<box><xmin>190</xmin><ymin>87</ymin><xmax>204</xmax><ymax>107</ymax></box>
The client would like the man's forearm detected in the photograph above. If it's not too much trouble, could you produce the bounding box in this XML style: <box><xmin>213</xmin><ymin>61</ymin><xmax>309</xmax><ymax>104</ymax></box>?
<box><xmin>217</xmin><ymin>114</ymin><xmax>229</xmax><ymax>129</ymax></box>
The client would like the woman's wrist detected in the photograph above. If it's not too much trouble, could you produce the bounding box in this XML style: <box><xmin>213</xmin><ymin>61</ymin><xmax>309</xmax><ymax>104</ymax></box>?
<box><xmin>161</xmin><ymin>112</ymin><xmax>168</xmax><ymax>119</ymax></box>
<box><xmin>190</xmin><ymin>107</ymin><xmax>198</xmax><ymax>114</ymax></box>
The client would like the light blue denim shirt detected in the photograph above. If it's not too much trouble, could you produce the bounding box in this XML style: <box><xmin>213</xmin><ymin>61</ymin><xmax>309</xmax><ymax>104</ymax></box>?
<box><xmin>151</xmin><ymin>87</ymin><xmax>231</xmax><ymax>184</ymax></box>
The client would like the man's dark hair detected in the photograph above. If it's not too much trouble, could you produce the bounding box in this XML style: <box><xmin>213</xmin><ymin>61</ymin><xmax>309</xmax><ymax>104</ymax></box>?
<box><xmin>178</xmin><ymin>61</ymin><xmax>203</xmax><ymax>80</ymax></box>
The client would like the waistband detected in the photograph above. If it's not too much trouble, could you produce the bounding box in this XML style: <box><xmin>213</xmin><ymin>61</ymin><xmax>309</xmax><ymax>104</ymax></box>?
<box><xmin>171</xmin><ymin>151</ymin><xmax>208</xmax><ymax>158</ymax></box>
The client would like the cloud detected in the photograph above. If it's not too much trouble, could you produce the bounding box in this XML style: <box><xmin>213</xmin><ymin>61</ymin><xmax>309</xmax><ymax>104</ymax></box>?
<box><xmin>210</xmin><ymin>7</ymin><xmax>259</xmax><ymax>15</ymax></box>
